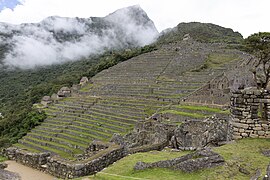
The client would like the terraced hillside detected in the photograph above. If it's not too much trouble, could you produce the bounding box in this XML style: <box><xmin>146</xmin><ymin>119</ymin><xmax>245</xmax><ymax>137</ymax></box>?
<box><xmin>14</xmin><ymin>40</ymin><xmax>249</xmax><ymax>159</ymax></box>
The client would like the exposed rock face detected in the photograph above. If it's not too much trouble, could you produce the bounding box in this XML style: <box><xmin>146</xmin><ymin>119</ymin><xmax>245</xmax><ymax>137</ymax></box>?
<box><xmin>134</xmin><ymin>148</ymin><xmax>224</xmax><ymax>172</ymax></box>
<box><xmin>172</xmin><ymin>116</ymin><xmax>232</xmax><ymax>150</ymax></box>
<box><xmin>124</xmin><ymin>120</ymin><xmax>175</xmax><ymax>148</ymax></box>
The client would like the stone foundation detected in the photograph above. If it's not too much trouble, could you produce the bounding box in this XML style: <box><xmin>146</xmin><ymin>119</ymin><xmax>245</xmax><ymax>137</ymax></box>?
<box><xmin>231</xmin><ymin>87</ymin><xmax>270</xmax><ymax>139</ymax></box>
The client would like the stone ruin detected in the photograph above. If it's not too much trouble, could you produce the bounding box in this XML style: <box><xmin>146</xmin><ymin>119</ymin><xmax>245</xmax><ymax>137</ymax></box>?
<box><xmin>4</xmin><ymin>142</ymin><xmax>126</xmax><ymax>179</ymax></box>
<box><xmin>185</xmin><ymin>71</ymin><xmax>256</xmax><ymax>106</ymax></box>
<box><xmin>57</xmin><ymin>87</ymin><xmax>71</xmax><ymax>98</ymax></box>
<box><xmin>231</xmin><ymin>87</ymin><xmax>270</xmax><ymax>139</ymax></box>
<box><xmin>39</xmin><ymin>76</ymin><xmax>93</xmax><ymax>107</ymax></box>
<box><xmin>80</xmin><ymin>77</ymin><xmax>89</xmax><ymax>86</ymax></box>
<box><xmin>41</xmin><ymin>96</ymin><xmax>52</xmax><ymax>107</ymax></box>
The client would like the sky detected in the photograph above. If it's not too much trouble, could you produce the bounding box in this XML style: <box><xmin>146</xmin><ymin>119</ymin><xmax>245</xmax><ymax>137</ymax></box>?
<box><xmin>0</xmin><ymin>0</ymin><xmax>269</xmax><ymax>38</ymax></box>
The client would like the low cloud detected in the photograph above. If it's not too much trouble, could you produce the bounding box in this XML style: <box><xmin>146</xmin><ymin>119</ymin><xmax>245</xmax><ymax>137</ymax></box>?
<box><xmin>1</xmin><ymin>6</ymin><xmax>158</xmax><ymax>69</ymax></box>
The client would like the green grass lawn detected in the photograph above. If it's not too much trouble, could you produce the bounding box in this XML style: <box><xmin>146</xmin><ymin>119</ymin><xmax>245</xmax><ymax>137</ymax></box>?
<box><xmin>161</xmin><ymin>109</ymin><xmax>206</xmax><ymax>119</ymax></box>
<box><xmin>176</xmin><ymin>105</ymin><xmax>230</xmax><ymax>114</ymax></box>
<box><xmin>80</xmin><ymin>138</ymin><xmax>270</xmax><ymax>180</ymax></box>
<box><xmin>0</xmin><ymin>155</ymin><xmax>7</xmax><ymax>162</ymax></box>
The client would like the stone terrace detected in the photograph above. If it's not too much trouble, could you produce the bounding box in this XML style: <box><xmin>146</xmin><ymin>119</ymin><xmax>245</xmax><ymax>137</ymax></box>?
<box><xmin>14</xmin><ymin>40</ymin><xmax>246</xmax><ymax>160</ymax></box>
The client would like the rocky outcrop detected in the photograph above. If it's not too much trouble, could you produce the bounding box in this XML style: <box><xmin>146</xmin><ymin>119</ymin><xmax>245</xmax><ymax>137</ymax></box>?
<box><xmin>123</xmin><ymin>119</ymin><xmax>175</xmax><ymax>148</ymax></box>
<box><xmin>171</xmin><ymin>116</ymin><xmax>232</xmax><ymax>150</ymax></box>
<box><xmin>134</xmin><ymin>148</ymin><xmax>224</xmax><ymax>172</ymax></box>
<box><xmin>123</xmin><ymin>115</ymin><xmax>232</xmax><ymax>151</ymax></box>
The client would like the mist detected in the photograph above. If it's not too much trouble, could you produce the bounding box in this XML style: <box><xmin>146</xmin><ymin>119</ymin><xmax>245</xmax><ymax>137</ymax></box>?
<box><xmin>0</xmin><ymin>6</ymin><xmax>158</xmax><ymax>69</ymax></box>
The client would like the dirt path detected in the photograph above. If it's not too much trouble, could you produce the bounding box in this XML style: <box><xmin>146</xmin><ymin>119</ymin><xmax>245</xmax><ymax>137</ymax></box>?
<box><xmin>5</xmin><ymin>161</ymin><xmax>55</xmax><ymax>180</ymax></box>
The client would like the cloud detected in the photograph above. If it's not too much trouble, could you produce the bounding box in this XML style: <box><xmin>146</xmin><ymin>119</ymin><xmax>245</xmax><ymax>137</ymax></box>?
<box><xmin>0</xmin><ymin>0</ymin><xmax>269</xmax><ymax>38</ymax></box>
<box><xmin>1</xmin><ymin>6</ymin><xmax>159</xmax><ymax>69</ymax></box>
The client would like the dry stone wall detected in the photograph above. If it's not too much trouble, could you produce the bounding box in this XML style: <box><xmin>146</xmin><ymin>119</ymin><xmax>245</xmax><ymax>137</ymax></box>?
<box><xmin>5</xmin><ymin>145</ymin><xmax>126</xmax><ymax>179</ymax></box>
<box><xmin>231</xmin><ymin>87</ymin><xmax>270</xmax><ymax>139</ymax></box>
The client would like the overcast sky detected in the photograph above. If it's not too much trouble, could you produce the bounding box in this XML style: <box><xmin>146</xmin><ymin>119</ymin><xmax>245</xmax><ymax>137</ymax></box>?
<box><xmin>0</xmin><ymin>0</ymin><xmax>269</xmax><ymax>38</ymax></box>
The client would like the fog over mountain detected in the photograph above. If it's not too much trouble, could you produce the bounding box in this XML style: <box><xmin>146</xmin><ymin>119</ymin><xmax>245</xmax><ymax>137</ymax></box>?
<box><xmin>0</xmin><ymin>5</ymin><xmax>158</xmax><ymax>69</ymax></box>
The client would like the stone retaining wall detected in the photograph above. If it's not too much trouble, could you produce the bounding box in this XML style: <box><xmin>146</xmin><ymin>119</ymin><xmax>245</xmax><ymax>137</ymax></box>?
<box><xmin>231</xmin><ymin>87</ymin><xmax>270</xmax><ymax>139</ymax></box>
<box><xmin>5</xmin><ymin>145</ymin><xmax>126</xmax><ymax>179</ymax></box>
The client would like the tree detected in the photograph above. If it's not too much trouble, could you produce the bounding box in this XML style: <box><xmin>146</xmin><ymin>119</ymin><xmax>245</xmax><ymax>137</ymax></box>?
<box><xmin>245</xmin><ymin>32</ymin><xmax>270</xmax><ymax>89</ymax></box>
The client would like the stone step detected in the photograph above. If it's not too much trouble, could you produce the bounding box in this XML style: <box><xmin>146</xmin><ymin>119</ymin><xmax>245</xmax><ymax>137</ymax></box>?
<box><xmin>89</xmin><ymin>106</ymin><xmax>143</xmax><ymax>120</ymax></box>
<box><xmin>22</xmin><ymin>136</ymin><xmax>82</xmax><ymax>155</ymax></box>
<box><xmin>46</xmin><ymin>115</ymin><xmax>129</xmax><ymax>132</ymax></box>
<box><xmin>30</xmin><ymin>129</ymin><xmax>91</xmax><ymax>145</ymax></box>
<box><xmin>86</xmin><ymin>111</ymin><xmax>137</xmax><ymax>125</ymax></box>
<box><xmin>27</xmin><ymin>133</ymin><xmax>86</xmax><ymax>151</ymax></box>
<box><xmin>18</xmin><ymin>139</ymin><xmax>71</xmax><ymax>158</ymax></box>
<box><xmin>67</xmin><ymin>125</ymin><xmax>111</xmax><ymax>139</ymax></box>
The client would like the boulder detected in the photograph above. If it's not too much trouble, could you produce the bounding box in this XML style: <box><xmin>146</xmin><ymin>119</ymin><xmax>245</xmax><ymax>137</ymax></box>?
<box><xmin>134</xmin><ymin>148</ymin><xmax>224</xmax><ymax>172</ymax></box>
<box><xmin>0</xmin><ymin>169</ymin><xmax>21</xmax><ymax>180</ymax></box>
<box><xmin>0</xmin><ymin>162</ymin><xmax>7</xmax><ymax>169</ymax></box>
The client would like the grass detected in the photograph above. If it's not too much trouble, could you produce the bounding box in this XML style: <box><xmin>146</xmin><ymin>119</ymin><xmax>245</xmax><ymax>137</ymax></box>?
<box><xmin>191</xmin><ymin>53</ymin><xmax>239</xmax><ymax>72</ymax></box>
<box><xmin>80</xmin><ymin>138</ymin><xmax>270</xmax><ymax>180</ymax></box>
<box><xmin>161</xmin><ymin>110</ymin><xmax>206</xmax><ymax>119</ymax></box>
<box><xmin>0</xmin><ymin>155</ymin><xmax>7</xmax><ymax>162</ymax></box>
<box><xmin>175</xmin><ymin>105</ymin><xmax>230</xmax><ymax>114</ymax></box>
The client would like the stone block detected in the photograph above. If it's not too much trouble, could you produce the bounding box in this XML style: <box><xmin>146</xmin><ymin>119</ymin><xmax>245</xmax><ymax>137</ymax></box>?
<box><xmin>239</xmin><ymin>129</ymin><xmax>245</xmax><ymax>133</ymax></box>
<box><xmin>254</xmin><ymin>127</ymin><xmax>262</xmax><ymax>131</ymax></box>
<box><xmin>250</xmin><ymin>134</ymin><xmax>259</xmax><ymax>138</ymax></box>
<box><xmin>258</xmin><ymin>131</ymin><xmax>266</xmax><ymax>136</ymax></box>
<box><xmin>232</xmin><ymin>122</ymin><xmax>249</xmax><ymax>129</ymax></box>
<box><xmin>246</xmin><ymin>119</ymin><xmax>254</xmax><ymax>124</ymax></box>
<box><xmin>241</xmin><ymin>133</ymin><xmax>248</xmax><ymax>137</ymax></box>
<box><xmin>261</xmin><ymin>99</ymin><xmax>270</xmax><ymax>103</ymax></box>
<box><xmin>233</xmin><ymin>132</ymin><xmax>241</xmax><ymax>136</ymax></box>
<box><xmin>233</xmin><ymin>135</ymin><xmax>243</xmax><ymax>140</ymax></box>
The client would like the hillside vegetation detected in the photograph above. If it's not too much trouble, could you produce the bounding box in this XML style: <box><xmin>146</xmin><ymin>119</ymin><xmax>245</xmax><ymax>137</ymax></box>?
<box><xmin>157</xmin><ymin>22</ymin><xmax>243</xmax><ymax>44</ymax></box>
<box><xmin>0</xmin><ymin>45</ymin><xmax>156</xmax><ymax>148</ymax></box>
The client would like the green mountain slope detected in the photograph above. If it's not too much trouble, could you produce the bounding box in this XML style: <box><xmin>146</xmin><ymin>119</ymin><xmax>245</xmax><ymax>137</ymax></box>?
<box><xmin>157</xmin><ymin>22</ymin><xmax>243</xmax><ymax>44</ymax></box>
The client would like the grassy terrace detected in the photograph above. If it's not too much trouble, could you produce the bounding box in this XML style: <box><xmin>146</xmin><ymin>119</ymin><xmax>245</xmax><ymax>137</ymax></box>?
<box><xmin>82</xmin><ymin>138</ymin><xmax>270</xmax><ymax>180</ymax></box>
<box><xmin>159</xmin><ymin>105</ymin><xmax>229</xmax><ymax>125</ymax></box>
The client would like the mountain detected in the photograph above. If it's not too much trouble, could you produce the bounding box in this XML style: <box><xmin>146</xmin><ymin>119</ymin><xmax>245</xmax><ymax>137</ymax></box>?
<box><xmin>157</xmin><ymin>22</ymin><xmax>243</xmax><ymax>44</ymax></box>
<box><xmin>0</xmin><ymin>5</ymin><xmax>158</xmax><ymax>69</ymax></box>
